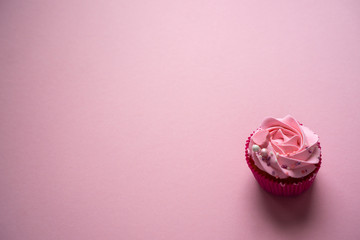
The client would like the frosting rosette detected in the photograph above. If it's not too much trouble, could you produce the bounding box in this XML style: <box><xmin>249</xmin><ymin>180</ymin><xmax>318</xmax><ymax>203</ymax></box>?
<box><xmin>248</xmin><ymin>115</ymin><xmax>321</xmax><ymax>179</ymax></box>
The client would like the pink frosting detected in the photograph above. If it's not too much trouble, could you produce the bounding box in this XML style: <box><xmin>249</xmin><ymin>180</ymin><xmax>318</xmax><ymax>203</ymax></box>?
<box><xmin>248</xmin><ymin>115</ymin><xmax>320</xmax><ymax>179</ymax></box>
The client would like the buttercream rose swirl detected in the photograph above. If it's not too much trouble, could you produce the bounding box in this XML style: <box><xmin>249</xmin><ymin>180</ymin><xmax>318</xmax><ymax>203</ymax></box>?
<box><xmin>249</xmin><ymin>115</ymin><xmax>320</xmax><ymax>179</ymax></box>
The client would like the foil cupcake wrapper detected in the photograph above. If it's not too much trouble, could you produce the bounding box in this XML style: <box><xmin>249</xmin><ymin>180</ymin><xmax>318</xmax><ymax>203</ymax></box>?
<box><xmin>245</xmin><ymin>132</ymin><xmax>322</xmax><ymax>196</ymax></box>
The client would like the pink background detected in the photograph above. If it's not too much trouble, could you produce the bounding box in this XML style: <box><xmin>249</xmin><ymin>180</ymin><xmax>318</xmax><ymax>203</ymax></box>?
<box><xmin>1</xmin><ymin>1</ymin><xmax>360</xmax><ymax>239</ymax></box>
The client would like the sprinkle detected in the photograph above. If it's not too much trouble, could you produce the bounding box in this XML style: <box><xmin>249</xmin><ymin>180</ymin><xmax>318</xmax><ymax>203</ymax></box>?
<box><xmin>261</xmin><ymin>148</ymin><xmax>268</xmax><ymax>157</ymax></box>
<box><xmin>252</xmin><ymin>144</ymin><xmax>260</xmax><ymax>152</ymax></box>
<box><xmin>281</xmin><ymin>164</ymin><xmax>288</xmax><ymax>169</ymax></box>
<box><xmin>272</xmin><ymin>170</ymin><xmax>275</xmax><ymax>175</ymax></box>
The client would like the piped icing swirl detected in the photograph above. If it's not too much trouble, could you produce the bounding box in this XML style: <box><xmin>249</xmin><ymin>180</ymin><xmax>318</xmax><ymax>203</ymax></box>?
<box><xmin>249</xmin><ymin>115</ymin><xmax>320</xmax><ymax>179</ymax></box>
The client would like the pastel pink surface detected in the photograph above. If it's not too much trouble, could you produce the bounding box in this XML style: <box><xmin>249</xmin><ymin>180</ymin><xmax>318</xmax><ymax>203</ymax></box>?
<box><xmin>1</xmin><ymin>1</ymin><xmax>360</xmax><ymax>240</ymax></box>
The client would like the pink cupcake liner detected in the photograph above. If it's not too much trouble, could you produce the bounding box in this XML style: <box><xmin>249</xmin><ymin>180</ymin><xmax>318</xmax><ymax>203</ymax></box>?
<box><xmin>245</xmin><ymin>132</ymin><xmax>322</xmax><ymax>196</ymax></box>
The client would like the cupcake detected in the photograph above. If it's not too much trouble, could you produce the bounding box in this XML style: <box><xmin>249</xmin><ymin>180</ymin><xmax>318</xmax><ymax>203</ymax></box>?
<box><xmin>245</xmin><ymin>115</ymin><xmax>321</xmax><ymax>196</ymax></box>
